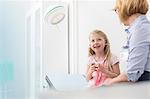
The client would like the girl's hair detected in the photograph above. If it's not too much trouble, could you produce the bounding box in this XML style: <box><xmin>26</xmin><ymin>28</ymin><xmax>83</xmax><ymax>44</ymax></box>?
<box><xmin>114</xmin><ymin>0</ymin><xmax>149</xmax><ymax>23</ymax></box>
<box><xmin>88</xmin><ymin>30</ymin><xmax>112</xmax><ymax>65</ymax></box>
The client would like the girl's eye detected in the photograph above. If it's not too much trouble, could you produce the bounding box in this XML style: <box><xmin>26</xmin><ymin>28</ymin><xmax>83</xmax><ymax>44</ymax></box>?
<box><xmin>91</xmin><ymin>39</ymin><xmax>95</xmax><ymax>42</ymax></box>
<box><xmin>98</xmin><ymin>39</ymin><xmax>101</xmax><ymax>41</ymax></box>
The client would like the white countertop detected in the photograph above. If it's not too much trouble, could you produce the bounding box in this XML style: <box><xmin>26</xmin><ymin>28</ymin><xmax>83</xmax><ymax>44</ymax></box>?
<box><xmin>39</xmin><ymin>81</ymin><xmax>150</xmax><ymax>99</ymax></box>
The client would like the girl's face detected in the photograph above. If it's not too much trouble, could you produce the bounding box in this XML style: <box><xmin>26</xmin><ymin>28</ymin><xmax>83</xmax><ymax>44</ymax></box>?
<box><xmin>89</xmin><ymin>33</ymin><xmax>106</xmax><ymax>54</ymax></box>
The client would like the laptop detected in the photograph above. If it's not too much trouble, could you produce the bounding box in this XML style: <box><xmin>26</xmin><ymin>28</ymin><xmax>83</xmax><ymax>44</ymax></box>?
<box><xmin>45</xmin><ymin>75</ymin><xmax>56</xmax><ymax>90</ymax></box>
<box><xmin>45</xmin><ymin>74</ymin><xmax>88</xmax><ymax>91</ymax></box>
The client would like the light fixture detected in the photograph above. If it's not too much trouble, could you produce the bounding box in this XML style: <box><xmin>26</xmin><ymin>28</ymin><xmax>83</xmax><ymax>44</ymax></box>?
<box><xmin>44</xmin><ymin>6</ymin><xmax>65</xmax><ymax>25</ymax></box>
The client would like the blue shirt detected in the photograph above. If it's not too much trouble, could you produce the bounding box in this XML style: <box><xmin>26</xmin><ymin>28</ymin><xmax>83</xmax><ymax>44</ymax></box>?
<box><xmin>125</xmin><ymin>15</ymin><xmax>150</xmax><ymax>82</ymax></box>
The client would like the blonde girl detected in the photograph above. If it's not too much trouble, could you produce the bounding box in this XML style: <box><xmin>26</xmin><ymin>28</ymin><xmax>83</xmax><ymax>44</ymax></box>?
<box><xmin>86</xmin><ymin>30</ymin><xmax>120</xmax><ymax>87</ymax></box>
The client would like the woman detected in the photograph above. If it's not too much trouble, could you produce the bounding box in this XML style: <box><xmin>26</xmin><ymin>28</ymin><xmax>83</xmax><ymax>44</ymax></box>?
<box><xmin>104</xmin><ymin>0</ymin><xmax>150</xmax><ymax>85</ymax></box>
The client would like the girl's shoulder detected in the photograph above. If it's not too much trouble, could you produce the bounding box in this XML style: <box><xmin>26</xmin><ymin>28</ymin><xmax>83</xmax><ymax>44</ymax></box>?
<box><xmin>110</xmin><ymin>53</ymin><xmax>118</xmax><ymax>59</ymax></box>
<box><xmin>88</xmin><ymin>55</ymin><xmax>95</xmax><ymax>63</ymax></box>
<box><xmin>88</xmin><ymin>55</ymin><xmax>95</xmax><ymax>60</ymax></box>
<box><xmin>110</xmin><ymin>53</ymin><xmax>119</xmax><ymax>65</ymax></box>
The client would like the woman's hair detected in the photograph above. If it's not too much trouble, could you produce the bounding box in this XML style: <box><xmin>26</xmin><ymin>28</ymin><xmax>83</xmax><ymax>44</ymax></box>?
<box><xmin>88</xmin><ymin>30</ymin><xmax>111</xmax><ymax>63</ymax></box>
<box><xmin>114</xmin><ymin>0</ymin><xmax>149</xmax><ymax>23</ymax></box>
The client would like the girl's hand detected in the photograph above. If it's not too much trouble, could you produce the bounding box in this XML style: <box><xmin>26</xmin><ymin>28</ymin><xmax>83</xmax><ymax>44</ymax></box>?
<box><xmin>86</xmin><ymin>63</ymin><xmax>100</xmax><ymax>80</ymax></box>
<box><xmin>97</xmin><ymin>64</ymin><xmax>107</xmax><ymax>73</ymax></box>
<box><xmin>88</xmin><ymin>63</ymin><xmax>97</xmax><ymax>73</ymax></box>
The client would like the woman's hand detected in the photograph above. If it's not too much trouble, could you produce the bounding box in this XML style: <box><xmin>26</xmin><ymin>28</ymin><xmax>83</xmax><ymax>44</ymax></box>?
<box><xmin>103</xmin><ymin>73</ymin><xmax>128</xmax><ymax>85</ymax></box>
<box><xmin>103</xmin><ymin>78</ymin><xmax>113</xmax><ymax>85</ymax></box>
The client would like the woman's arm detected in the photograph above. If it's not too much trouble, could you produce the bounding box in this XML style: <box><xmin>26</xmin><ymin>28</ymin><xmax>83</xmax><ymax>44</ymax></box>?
<box><xmin>103</xmin><ymin>73</ymin><xmax>128</xmax><ymax>85</ymax></box>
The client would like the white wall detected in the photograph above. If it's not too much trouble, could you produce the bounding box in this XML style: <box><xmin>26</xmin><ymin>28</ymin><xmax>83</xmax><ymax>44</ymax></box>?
<box><xmin>42</xmin><ymin>1</ymin><xmax>69</xmax><ymax>75</ymax></box>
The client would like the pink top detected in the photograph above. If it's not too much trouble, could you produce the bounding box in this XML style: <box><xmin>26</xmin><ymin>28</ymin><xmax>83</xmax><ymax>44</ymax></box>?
<box><xmin>87</xmin><ymin>54</ymin><xmax>119</xmax><ymax>87</ymax></box>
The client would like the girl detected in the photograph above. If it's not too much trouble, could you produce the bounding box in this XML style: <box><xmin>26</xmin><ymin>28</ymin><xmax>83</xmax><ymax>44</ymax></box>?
<box><xmin>86</xmin><ymin>30</ymin><xmax>120</xmax><ymax>87</ymax></box>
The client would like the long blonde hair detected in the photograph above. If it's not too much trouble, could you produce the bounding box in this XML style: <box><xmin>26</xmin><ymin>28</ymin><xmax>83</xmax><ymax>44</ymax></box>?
<box><xmin>88</xmin><ymin>30</ymin><xmax>112</xmax><ymax>70</ymax></box>
<box><xmin>114</xmin><ymin>0</ymin><xmax>149</xmax><ymax>23</ymax></box>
